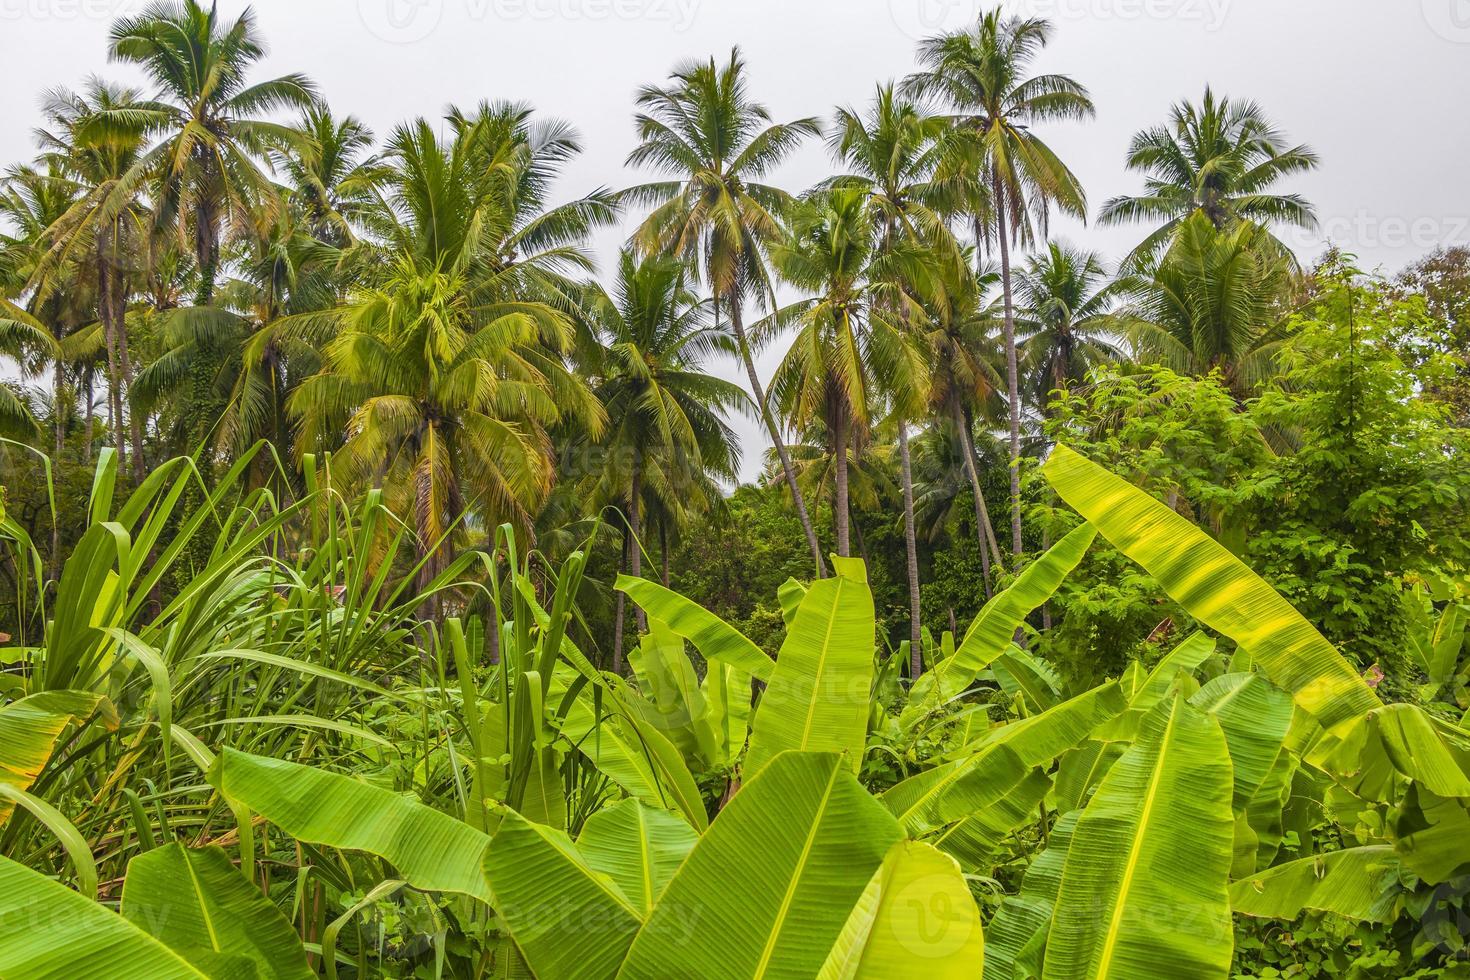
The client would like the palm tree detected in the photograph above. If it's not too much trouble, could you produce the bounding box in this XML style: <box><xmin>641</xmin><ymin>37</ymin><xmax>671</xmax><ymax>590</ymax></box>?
<box><xmin>1099</xmin><ymin>88</ymin><xmax>1318</xmax><ymax>265</ymax></box>
<box><xmin>911</xmin><ymin>258</ymin><xmax>1006</xmax><ymax>596</ymax></box>
<box><xmin>272</xmin><ymin>106</ymin><xmax>378</xmax><ymax>246</ymax></box>
<box><xmin>282</xmin><ymin>110</ymin><xmax>608</xmax><ymax>586</ymax></box>
<box><xmin>763</xmin><ymin>187</ymin><xmax>926</xmax><ymax>557</ymax></box>
<box><xmin>828</xmin><ymin>82</ymin><xmax>960</xmax><ymax>666</ymax></box>
<box><xmin>623</xmin><ymin>49</ymin><xmax>828</xmax><ymax>576</ymax></box>
<box><xmin>0</xmin><ymin>167</ymin><xmax>70</xmax><ymax>445</ymax></box>
<box><xmin>1118</xmin><ymin>212</ymin><xmax>1294</xmax><ymax>396</ymax></box>
<box><xmin>31</xmin><ymin>82</ymin><xmax>154</xmax><ymax>481</ymax></box>
<box><xmin>104</xmin><ymin>0</ymin><xmax>318</xmax><ymax>304</ymax></box>
<box><xmin>584</xmin><ymin>251</ymin><xmax>746</xmax><ymax>664</ymax></box>
<box><xmin>1016</xmin><ymin>242</ymin><xmax>1124</xmax><ymax>409</ymax></box>
<box><xmin>907</xmin><ymin>9</ymin><xmax>1094</xmax><ymax>558</ymax></box>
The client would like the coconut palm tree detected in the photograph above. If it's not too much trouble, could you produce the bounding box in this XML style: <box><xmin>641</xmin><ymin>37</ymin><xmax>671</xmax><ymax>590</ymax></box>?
<box><xmin>583</xmin><ymin>251</ymin><xmax>746</xmax><ymax>664</ymax></box>
<box><xmin>906</xmin><ymin>9</ymin><xmax>1094</xmax><ymax>557</ymax></box>
<box><xmin>30</xmin><ymin>82</ymin><xmax>155</xmax><ymax>480</ymax></box>
<box><xmin>1016</xmin><ymin>242</ymin><xmax>1124</xmax><ymax>409</ymax></box>
<box><xmin>1100</xmin><ymin>88</ymin><xmax>1318</xmax><ymax>265</ymax></box>
<box><xmin>623</xmin><ymin>48</ymin><xmax>828</xmax><ymax>576</ymax></box>
<box><xmin>104</xmin><ymin>0</ymin><xmax>318</xmax><ymax>304</ymax></box>
<box><xmin>282</xmin><ymin>110</ymin><xmax>608</xmax><ymax>585</ymax></box>
<box><xmin>763</xmin><ymin>187</ymin><xmax>927</xmax><ymax>557</ymax></box>
<box><xmin>271</xmin><ymin>106</ymin><xmax>378</xmax><ymax>247</ymax></box>
<box><xmin>0</xmin><ymin>167</ymin><xmax>70</xmax><ymax>445</ymax></box>
<box><xmin>827</xmin><ymin>82</ymin><xmax>960</xmax><ymax>665</ymax></box>
<box><xmin>1118</xmin><ymin>212</ymin><xmax>1294</xmax><ymax>396</ymax></box>
<box><xmin>911</xmin><ymin>258</ymin><xmax>1006</xmax><ymax>596</ymax></box>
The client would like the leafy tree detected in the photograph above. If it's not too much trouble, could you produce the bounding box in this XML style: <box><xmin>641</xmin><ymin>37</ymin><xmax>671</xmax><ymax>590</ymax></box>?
<box><xmin>104</xmin><ymin>0</ymin><xmax>318</xmax><ymax>304</ymax></box>
<box><xmin>764</xmin><ymin>187</ymin><xmax>926</xmax><ymax>557</ymax></box>
<box><xmin>1016</xmin><ymin>241</ymin><xmax>1123</xmax><ymax>407</ymax></box>
<box><xmin>1100</xmin><ymin>87</ymin><xmax>1318</xmax><ymax>265</ymax></box>
<box><xmin>907</xmin><ymin>8</ymin><xmax>1094</xmax><ymax>557</ymax></box>
<box><xmin>1118</xmin><ymin>212</ymin><xmax>1295</xmax><ymax>396</ymax></box>
<box><xmin>623</xmin><ymin>49</ymin><xmax>827</xmax><ymax>576</ymax></box>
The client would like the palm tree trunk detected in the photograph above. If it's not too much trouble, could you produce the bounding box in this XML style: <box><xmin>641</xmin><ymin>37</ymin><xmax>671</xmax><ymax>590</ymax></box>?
<box><xmin>992</xmin><ymin>175</ymin><xmax>1024</xmax><ymax>558</ymax></box>
<box><xmin>898</xmin><ymin>423</ymin><xmax>922</xmax><ymax>676</ymax></box>
<box><xmin>111</xmin><ymin>257</ymin><xmax>145</xmax><ymax>485</ymax></box>
<box><xmin>83</xmin><ymin>376</ymin><xmax>94</xmax><ymax>462</ymax></box>
<box><xmin>659</xmin><ymin>519</ymin><xmax>670</xmax><ymax>587</ymax></box>
<box><xmin>96</xmin><ymin>246</ymin><xmax>127</xmax><ymax>471</ymax></box>
<box><xmin>729</xmin><ymin>296</ymin><xmax>826</xmax><ymax>578</ymax></box>
<box><xmin>628</xmin><ymin>451</ymin><xmax>646</xmax><ymax>634</ymax></box>
<box><xmin>51</xmin><ymin>360</ymin><xmax>65</xmax><ymax>583</ymax></box>
<box><xmin>954</xmin><ymin>402</ymin><xmax>1000</xmax><ymax>600</ymax></box>
<box><xmin>833</xmin><ymin>408</ymin><xmax>850</xmax><ymax>558</ymax></box>
<box><xmin>611</xmin><ymin>522</ymin><xmax>628</xmax><ymax>675</ymax></box>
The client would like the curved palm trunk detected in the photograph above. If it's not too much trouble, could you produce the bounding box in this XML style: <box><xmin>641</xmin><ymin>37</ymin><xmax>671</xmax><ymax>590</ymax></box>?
<box><xmin>991</xmin><ymin>176</ymin><xmax>1024</xmax><ymax>557</ymax></box>
<box><xmin>628</xmin><ymin>452</ymin><xmax>646</xmax><ymax>634</ymax></box>
<box><xmin>954</xmin><ymin>402</ymin><xmax>1001</xmax><ymax>600</ymax></box>
<box><xmin>833</xmin><ymin>407</ymin><xmax>850</xmax><ymax>558</ymax></box>
<box><xmin>730</xmin><ymin>297</ymin><xmax>826</xmax><ymax>578</ymax></box>
<box><xmin>898</xmin><ymin>423</ymin><xmax>922</xmax><ymax>676</ymax></box>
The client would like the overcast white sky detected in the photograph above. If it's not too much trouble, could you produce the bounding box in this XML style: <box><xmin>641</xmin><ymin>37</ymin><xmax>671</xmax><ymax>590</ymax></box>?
<box><xmin>3</xmin><ymin>0</ymin><xmax>1469</xmax><ymax>481</ymax></box>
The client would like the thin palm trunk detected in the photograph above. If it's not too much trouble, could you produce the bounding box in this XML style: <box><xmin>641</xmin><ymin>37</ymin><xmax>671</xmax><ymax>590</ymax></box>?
<box><xmin>659</xmin><ymin>519</ymin><xmax>670</xmax><ymax>587</ymax></box>
<box><xmin>833</xmin><ymin>405</ymin><xmax>850</xmax><ymax>557</ymax></box>
<box><xmin>611</xmin><ymin>521</ymin><xmax>629</xmax><ymax>674</ymax></box>
<box><xmin>628</xmin><ymin>452</ymin><xmax>646</xmax><ymax>634</ymax></box>
<box><xmin>730</xmin><ymin>296</ymin><xmax>826</xmax><ymax>577</ymax></box>
<box><xmin>992</xmin><ymin>176</ymin><xmax>1024</xmax><ymax>557</ymax></box>
<box><xmin>954</xmin><ymin>402</ymin><xmax>999</xmax><ymax>599</ymax></box>
<box><xmin>51</xmin><ymin>361</ymin><xmax>65</xmax><ymax>583</ymax></box>
<box><xmin>111</xmin><ymin>254</ymin><xmax>145</xmax><ymax>484</ymax></box>
<box><xmin>898</xmin><ymin>423</ymin><xmax>922</xmax><ymax>675</ymax></box>
<box><xmin>96</xmin><ymin>244</ymin><xmax>127</xmax><ymax>469</ymax></box>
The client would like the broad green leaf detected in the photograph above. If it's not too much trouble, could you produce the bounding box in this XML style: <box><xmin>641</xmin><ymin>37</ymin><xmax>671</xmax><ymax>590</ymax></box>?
<box><xmin>619</xmin><ymin>751</ymin><xmax>903</xmax><ymax>979</ymax></box>
<box><xmin>122</xmin><ymin>843</ymin><xmax>313</xmax><ymax>980</ymax></box>
<box><xmin>1230</xmin><ymin>846</ymin><xmax>1403</xmax><ymax>924</ymax></box>
<box><xmin>701</xmin><ymin>660</ymin><xmax>752</xmax><ymax>767</ymax></box>
<box><xmin>964</xmin><ymin>682</ymin><xmax>1129</xmax><ymax>769</ymax></box>
<box><xmin>1188</xmin><ymin>673</ymin><xmax>1294</xmax><ymax>808</ymax></box>
<box><xmin>0</xmin><ymin>855</ymin><xmax>217</xmax><ymax>979</ymax></box>
<box><xmin>905</xmin><ymin>525</ymin><xmax>1097</xmax><ymax>728</ymax></box>
<box><xmin>561</xmin><ymin>694</ymin><xmax>707</xmax><ymax>830</ymax></box>
<box><xmin>746</xmin><ymin>558</ymin><xmax>875</xmax><ymax>778</ymax></box>
<box><xmin>819</xmin><ymin>840</ymin><xmax>985</xmax><ymax>979</ymax></box>
<box><xmin>616</xmin><ymin>574</ymin><xmax>774</xmax><ymax>681</ymax></box>
<box><xmin>883</xmin><ymin>744</ymin><xmax>1030</xmax><ymax>835</ymax></box>
<box><xmin>1393</xmin><ymin>785</ymin><xmax>1470</xmax><ymax>883</ymax></box>
<box><xmin>483</xmin><ymin>808</ymin><xmax>642</xmax><ymax>980</ymax></box>
<box><xmin>212</xmin><ymin>748</ymin><xmax>493</xmax><ymax>903</ymax></box>
<box><xmin>1051</xmin><ymin>741</ymin><xmax>1123</xmax><ymax>815</ymax></box>
<box><xmin>1133</xmin><ymin>633</ymin><xmax>1215</xmax><ymax>710</ymax></box>
<box><xmin>576</xmin><ymin>798</ymin><xmax>699</xmax><ymax>916</ymax></box>
<box><xmin>984</xmin><ymin>811</ymin><xmax>1080</xmax><ymax>980</ymax></box>
<box><xmin>0</xmin><ymin>690</ymin><xmax>116</xmax><ymax>825</ymax></box>
<box><xmin>628</xmin><ymin>617</ymin><xmax>716</xmax><ymax>765</ymax></box>
<box><xmin>1314</xmin><ymin>703</ymin><xmax>1470</xmax><ymax>802</ymax></box>
<box><xmin>931</xmin><ymin>769</ymin><xmax>1053</xmax><ymax>872</ymax></box>
<box><xmin>1045</xmin><ymin>693</ymin><xmax>1235</xmax><ymax>979</ymax></box>
<box><xmin>994</xmin><ymin>649</ymin><xmax>1063</xmax><ymax>712</ymax></box>
<box><xmin>1043</xmin><ymin>444</ymin><xmax>1380</xmax><ymax>734</ymax></box>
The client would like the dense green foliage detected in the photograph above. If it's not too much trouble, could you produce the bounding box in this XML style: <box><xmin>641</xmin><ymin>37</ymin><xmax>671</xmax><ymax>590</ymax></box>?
<box><xmin>3</xmin><ymin>3</ymin><xmax>1470</xmax><ymax>978</ymax></box>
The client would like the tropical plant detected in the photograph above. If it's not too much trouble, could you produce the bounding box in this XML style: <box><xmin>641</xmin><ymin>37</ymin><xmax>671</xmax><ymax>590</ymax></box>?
<box><xmin>1015</xmin><ymin>241</ymin><xmax>1123</xmax><ymax>407</ymax></box>
<box><xmin>623</xmin><ymin>48</ymin><xmax>828</xmax><ymax>577</ymax></box>
<box><xmin>906</xmin><ymin>8</ymin><xmax>1094</xmax><ymax>557</ymax></box>
<box><xmin>1100</xmin><ymin>87</ymin><xmax>1319</xmax><ymax>265</ymax></box>
<box><xmin>103</xmin><ymin>0</ymin><xmax>319</xmax><ymax>304</ymax></box>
